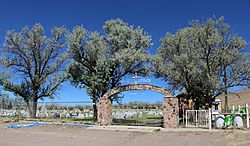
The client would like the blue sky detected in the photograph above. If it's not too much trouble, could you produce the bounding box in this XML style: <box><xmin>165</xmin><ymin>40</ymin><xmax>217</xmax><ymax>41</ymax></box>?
<box><xmin>0</xmin><ymin>0</ymin><xmax>249</xmax><ymax>103</ymax></box>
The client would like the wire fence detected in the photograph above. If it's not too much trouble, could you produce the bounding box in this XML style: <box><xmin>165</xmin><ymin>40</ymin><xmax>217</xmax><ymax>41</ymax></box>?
<box><xmin>112</xmin><ymin>104</ymin><xmax>163</xmax><ymax>127</ymax></box>
<box><xmin>0</xmin><ymin>101</ymin><xmax>94</xmax><ymax>119</ymax></box>
<box><xmin>0</xmin><ymin>100</ymin><xmax>164</xmax><ymax>127</ymax></box>
<box><xmin>0</xmin><ymin>101</ymin><xmax>164</xmax><ymax>127</ymax></box>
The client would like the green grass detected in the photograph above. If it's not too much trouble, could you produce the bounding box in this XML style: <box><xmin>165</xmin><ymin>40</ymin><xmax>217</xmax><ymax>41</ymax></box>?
<box><xmin>32</xmin><ymin>117</ymin><xmax>95</xmax><ymax>124</ymax></box>
<box><xmin>0</xmin><ymin>116</ymin><xmax>95</xmax><ymax>125</ymax></box>
<box><xmin>0</xmin><ymin>116</ymin><xmax>24</xmax><ymax>122</ymax></box>
<box><xmin>112</xmin><ymin>116</ymin><xmax>163</xmax><ymax>127</ymax></box>
<box><xmin>1</xmin><ymin>115</ymin><xmax>163</xmax><ymax>127</ymax></box>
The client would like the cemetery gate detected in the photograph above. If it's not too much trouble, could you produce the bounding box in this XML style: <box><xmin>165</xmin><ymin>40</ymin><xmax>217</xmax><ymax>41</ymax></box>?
<box><xmin>97</xmin><ymin>84</ymin><xmax>179</xmax><ymax>128</ymax></box>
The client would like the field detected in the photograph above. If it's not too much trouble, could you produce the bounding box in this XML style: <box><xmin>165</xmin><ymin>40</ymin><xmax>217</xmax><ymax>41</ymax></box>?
<box><xmin>0</xmin><ymin>108</ymin><xmax>164</xmax><ymax>127</ymax></box>
<box><xmin>0</xmin><ymin>115</ymin><xmax>164</xmax><ymax>129</ymax></box>
<box><xmin>112</xmin><ymin>116</ymin><xmax>163</xmax><ymax>127</ymax></box>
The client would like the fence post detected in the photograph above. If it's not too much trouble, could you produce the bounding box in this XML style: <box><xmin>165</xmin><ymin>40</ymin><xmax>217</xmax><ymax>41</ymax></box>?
<box><xmin>208</xmin><ymin>108</ymin><xmax>211</xmax><ymax>130</ymax></box>
<box><xmin>185</xmin><ymin>110</ymin><xmax>188</xmax><ymax>127</ymax></box>
<box><xmin>183</xmin><ymin>108</ymin><xmax>184</xmax><ymax>125</ymax></box>
<box><xmin>195</xmin><ymin>110</ymin><xmax>198</xmax><ymax>127</ymax></box>
<box><xmin>246</xmin><ymin>103</ymin><xmax>249</xmax><ymax>129</ymax></box>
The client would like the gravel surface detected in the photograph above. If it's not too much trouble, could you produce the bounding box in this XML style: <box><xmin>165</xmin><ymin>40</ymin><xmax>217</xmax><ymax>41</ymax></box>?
<box><xmin>0</xmin><ymin>124</ymin><xmax>250</xmax><ymax>146</ymax></box>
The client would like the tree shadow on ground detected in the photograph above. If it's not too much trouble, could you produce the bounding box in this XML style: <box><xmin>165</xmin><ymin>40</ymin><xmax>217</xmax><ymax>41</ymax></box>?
<box><xmin>112</xmin><ymin>117</ymin><xmax>163</xmax><ymax>127</ymax></box>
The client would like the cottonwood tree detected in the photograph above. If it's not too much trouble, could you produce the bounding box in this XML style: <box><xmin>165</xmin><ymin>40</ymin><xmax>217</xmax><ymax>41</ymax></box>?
<box><xmin>154</xmin><ymin>17</ymin><xmax>250</xmax><ymax>109</ymax></box>
<box><xmin>67</xmin><ymin>19</ymin><xmax>151</xmax><ymax>120</ymax></box>
<box><xmin>0</xmin><ymin>24</ymin><xmax>68</xmax><ymax>117</ymax></box>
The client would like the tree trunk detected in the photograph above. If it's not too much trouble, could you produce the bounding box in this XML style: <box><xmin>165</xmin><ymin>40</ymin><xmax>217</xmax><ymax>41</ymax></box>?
<box><xmin>31</xmin><ymin>99</ymin><xmax>38</xmax><ymax>118</ymax></box>
<box><xmin>224</xmin><ymin>90</ymin><xmax>228</xmax><ymax>112</ymax></box>
<box><xmin>93</xmin><ymin>99</ymin><xmax>97</xmax><ymax>122</ymax></box>
<box><xmin>223</xmin><ymin>65</ymin><xmax>228</xmax><ymax>112</ymax></box>
<box><xmin>26</xmin><ymin>101</ymin><xmax>33</xmax><ymax>117</ymax></box>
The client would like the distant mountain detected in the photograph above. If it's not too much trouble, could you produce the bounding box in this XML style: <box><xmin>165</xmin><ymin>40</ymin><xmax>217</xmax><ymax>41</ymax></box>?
<box><xmin>217</xmin><ymin>88</ymin><xmax>250</xmax><ymax>110</ymax></box>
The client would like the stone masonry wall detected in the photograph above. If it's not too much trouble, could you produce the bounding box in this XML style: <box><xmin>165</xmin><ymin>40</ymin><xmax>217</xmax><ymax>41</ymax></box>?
<box><xmin>98</xmin><ymin>84</ymin><xmax>179</xmax><ymax>128</ymax></box>
<box><xmin>163</xmin><ymin>97</ymin><xmax>179</xmax><ymax>128</ymax></box>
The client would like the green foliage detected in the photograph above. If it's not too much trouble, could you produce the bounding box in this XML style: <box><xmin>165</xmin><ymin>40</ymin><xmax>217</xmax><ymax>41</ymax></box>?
<box><xmin>0</xmin><ymin>23</ymin><xmax>68</xmax><ymax>117</ymax></box>
<box><xmin>67</xmin><ymin>19</ymin><xmax>152</xmax><ymax>118</ymax></box>
<box><xmin>154</xmin><ymin>17</ymin><xmax>250</xmax><ymax>108</ymax></box>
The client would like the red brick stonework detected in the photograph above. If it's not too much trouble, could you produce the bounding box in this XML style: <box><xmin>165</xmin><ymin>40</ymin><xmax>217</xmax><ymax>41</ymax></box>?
<box><xmin>97</xmin><ymin>84</ymin><xmax>179</xmax><ymax>128</ymax></box>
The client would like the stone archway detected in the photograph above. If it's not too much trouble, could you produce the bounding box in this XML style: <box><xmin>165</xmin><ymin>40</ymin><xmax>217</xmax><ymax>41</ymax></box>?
<box><xmin>97</xmin><ymin>84</ymin><xmax>179</xmax><ymax>128</ymax></box>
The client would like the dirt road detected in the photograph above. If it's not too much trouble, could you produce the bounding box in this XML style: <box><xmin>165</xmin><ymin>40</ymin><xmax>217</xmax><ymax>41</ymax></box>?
<box><xmin>0</xmin><ymin>125</ymin><xmax>250</xmax><ymax>146</ymax></box>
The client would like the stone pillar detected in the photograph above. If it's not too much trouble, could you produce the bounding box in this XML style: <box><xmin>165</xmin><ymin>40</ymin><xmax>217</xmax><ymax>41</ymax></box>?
<box><xmin>163</xmin><ymin>96</ymin><xmax>179</xmax><ymax>128</ymax></box>
<box><xmin>97</xmin><ymin>98</ymin><xmax>112</xmax><ymax>126</ymax></box>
